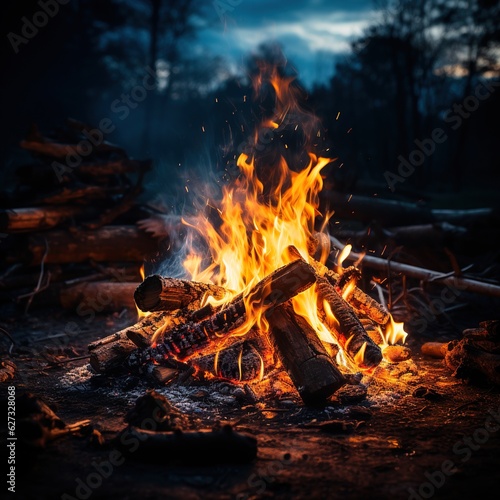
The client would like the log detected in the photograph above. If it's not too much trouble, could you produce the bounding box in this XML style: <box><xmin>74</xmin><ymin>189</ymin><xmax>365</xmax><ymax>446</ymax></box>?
<box><xmin>115</xmin><ymin>425</ymin><xmax>258</xmax><ymax>465</ymax></box>
<box><xmin>421</xmin><ymin>342</ymin><xmax>449</xmax><ymax>359</ymax></box>
<box><xmin>33</xmin><ymin>281</ymin><xmax>139</xmax><ymax>311</ymax></box>
<box><xmin>36</xmin><ymin>185</ymin><xmax>127</xmax><ymax>205</ymax></box>
<box><xmin>126</xmin><ymin>307</ymin><xmax>210</xmax><ymax>349</ymax></box>
<box><xmin>191</xmin><ymin>331</ymin><xmax>269</xmax><ymax>382</ymax></box>
<box><xmin>132</xmin><ymin>259</ymin><xmax>316</xmax><ymax>364</ymax></box>
<box><xmin>329</xmin><ymin>235</ymin><xmax>500</xmax><ymax>298</ymax></box>
<box><xmin>267</xmin><ymin>304</ymin><xmax>346</xmax><ymax>405</ymax></box>
<box><xmin>287</xmin><ymin>245</ymin><xmax>390</xmax><ymax>325</ymax></box>
<box><xmin>88</xmin><ymin>311</ymin><xmax>173</xmax><ymax>372</ymax></box>
<box><xmin>320</xmin><ymin>191</ymin><xmax>497</xmax><ymax>227</ymax></box>
<box><xmin>383</xmin><ymin>345</ymin><xmax>412</xmax><ymax>363</ymax></box>
<box><xmin>445</xmin><ymin>338</ymin><xmax>500</xmax><ymax>386</ymax></box>
<box><xmin>20</xmin><ymin>138</ymin><xmax>126</xmax><ymax>159</ymax></box>
<box><xmin>15</xmin><ymin>159</ymin><xmax>150</xmax><ymax>186</ymax></box>
<box><xmin>0</xmin><ymin>206</ymin><xmax>92</xmax><ymax>232</ymax></box>
<box><xmin>316</xmin><ymin>276</ymin><xmax>383</xmax><ymax>370</ymax></box>
<box><xmin>134</xmin><ymin>275</ymin><xmax>228</xmax><ymax>313</ymax></box>
<box><xmin>77</xmin><ymin>159</ymin><xmax>151</xmax><ymax>178</ymax></box>
<box><xmin>6</xmin><ymin>225</ymin><xmax>159</xmax><ymax>265</ymax></box>
<box><xmin>89</xmin><ymin>338</ymin><xmax>138</xmax><ymax>373</ymax></box>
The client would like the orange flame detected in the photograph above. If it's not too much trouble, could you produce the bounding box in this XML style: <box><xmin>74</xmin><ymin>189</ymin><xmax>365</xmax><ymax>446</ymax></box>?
<box><xmin>136</xmin><ymin>265</ymin><xmax>151</xmax><ymax>320</ymax></box>
<box><xmin>179</xmin><ymin>66</ymin><xmax>407</xmax><ymax>371</ymax></box>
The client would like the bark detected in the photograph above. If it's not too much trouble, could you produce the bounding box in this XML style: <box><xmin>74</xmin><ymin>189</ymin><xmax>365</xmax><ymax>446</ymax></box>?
<box><xmin>134</xmin><ymin>275</ymin><xmax>228</xmax><ymax>313</ymax></box>
<box><xmin>134</xmin><ymin>259</ymin><xmax>316</xmax><ymax>364</ymax></box>
<box><xmin>316</xmin><ymin>276</ymin><xmax>383</xmax><ymax>371</ymax></box>
<box><xmin>329</xmin><ymin>235</ymin><xmax>500</xmax><ymax>299</ymax></box>
<box><xmin>267</xmin><ymin>304</ymin><xmax>346</xmax><ymax>405</ymax></box>
<box><xmin>0</xmin><ymin>206</ymin><xmax>91</xmax><ymax>232</ymax></box>
<box><xmin>10</xmin><ymin>226</ymin><xmax>159</xmax><ymax>265</ymax></box>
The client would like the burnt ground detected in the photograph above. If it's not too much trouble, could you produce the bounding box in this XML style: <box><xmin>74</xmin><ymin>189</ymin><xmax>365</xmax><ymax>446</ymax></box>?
<box><xmin>2</xmin><ymin>303</ymin><xmax>500</xmax><ymax>500</ymax></box>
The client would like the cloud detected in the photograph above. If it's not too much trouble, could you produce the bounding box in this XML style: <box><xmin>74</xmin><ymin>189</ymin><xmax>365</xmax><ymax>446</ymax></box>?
<box><xmin>197</xmin><ymin>0</ymin><xmax>377</xmax><ymax>87</ymax></box>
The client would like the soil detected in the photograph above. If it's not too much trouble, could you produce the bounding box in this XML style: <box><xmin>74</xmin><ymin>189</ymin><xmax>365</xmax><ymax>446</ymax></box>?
<box><xmin>2</xmin><ymin>304</ymin><xmax>500</xmax><ymax>500</ymax></box>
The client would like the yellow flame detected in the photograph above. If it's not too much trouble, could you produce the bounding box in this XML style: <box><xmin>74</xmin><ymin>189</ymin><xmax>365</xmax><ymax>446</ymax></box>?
<box><xmin>341</xmin><ymin>279</ymin><xmax>356</xmax><ymax>301</ymax></box>
<box><xmin>382</xmin><ymin>315</ymin><xmax>408</xmax><ymax>346</ymax></box>
<box><xmin>176</xmin><ymin>67</ymin><xmax>408</xmax><ymax>373</ymax></box>
<box><xmin>337</xmin><ymin>244</ymin><xmax>352</xmax><ymax>271</ymax></box>
<box><xmin>136</xmin><ymin>265</ymin><xmax>151</xmax><ymax>319</ymax></box>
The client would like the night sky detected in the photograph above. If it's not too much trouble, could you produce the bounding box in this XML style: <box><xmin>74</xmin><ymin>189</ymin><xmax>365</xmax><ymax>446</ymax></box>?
<box><xmin>195</xmin><ymin>0</ymin><xmax>377</xmax><ymax>88</ymax></box>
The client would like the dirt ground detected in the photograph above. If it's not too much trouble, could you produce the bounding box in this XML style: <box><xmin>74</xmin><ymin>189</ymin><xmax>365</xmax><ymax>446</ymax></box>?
<box><xmin>2</xmin><ymin>304</ymin><xmax>500</xmax><ymax>500</ymax></box>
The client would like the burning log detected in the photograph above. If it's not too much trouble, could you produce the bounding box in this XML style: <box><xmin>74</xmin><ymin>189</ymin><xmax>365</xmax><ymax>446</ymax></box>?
<box><xmin>316</xmin><ymin>276</ymin><xmax>383</xmax><ymax>370</ymax></box>
<box><xmin>115</xmin><ymin>424</ymin><xmax>257</xmax><ymax>465</ymax></box>
<box><xmin>191</xmin><ymin>331</ymin><xmax>269</xmax><ymax>382</ymax></box>
<box><xmin>132</xmin><ymin>259</ymin><xmax>316</xmax><ymax>364</ymax></box>
<box><xmin>288</xmin><ymin>245</ymin><xmax>390</xmax><ymax>326</ymax></box>
<box><xmin>383</xmin><ymin>345</ymin><xmax>412</xmax><ymax>363</ymax></box>
<box><xmin>88</xmin><ymin>311</ymin><xmax>173</xmax><ymax>372</ymax></box>
<box><xmin>134</xmin><ymin>275</ymin><xmax>228</xmax><ymax>313</ymax></box>
<box><xmin>267</xmin><ymin>304</ymin><xmax>346</xmax><ymax>405</ymax></box>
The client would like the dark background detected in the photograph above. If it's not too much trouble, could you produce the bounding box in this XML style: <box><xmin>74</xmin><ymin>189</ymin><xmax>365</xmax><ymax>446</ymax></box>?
<box><xmin>1</xmin><ymin>0</ymin><xmax>500</xmax><ymax>209</ymax></box>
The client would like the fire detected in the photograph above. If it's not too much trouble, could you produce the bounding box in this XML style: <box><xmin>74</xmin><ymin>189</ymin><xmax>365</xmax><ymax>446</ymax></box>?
<box><xmin>136</xmin><ymin>265</ymin><xmax>151</xmax><ymax>320</ymax></box>
<box><xmin>180</xmin><ymin>66</ymin><xmax>407</xmax><ymax>371</ymax></box>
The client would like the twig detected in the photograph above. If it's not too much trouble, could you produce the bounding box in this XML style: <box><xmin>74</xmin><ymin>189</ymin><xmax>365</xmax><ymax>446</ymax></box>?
<box><xmin>20</xmin><ymin>237</ymin><xmax>49</xmax><ymax>314</ymax></box>
<box><xmin>46</xmin><ymin>355</ymin><xmax>91</xmax><ymax>366</ymax></box>
<box><xmin>0</xmin><ymin>326</ymin><xmax>16</xmax><ymax>356</ymax></box>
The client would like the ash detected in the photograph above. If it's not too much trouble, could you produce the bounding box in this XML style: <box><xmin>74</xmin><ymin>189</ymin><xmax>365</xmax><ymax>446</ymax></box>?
<box><xmin>58</xmin><ymin>359</ymin><xmax>420</xmax><ymax>427</ymax></box>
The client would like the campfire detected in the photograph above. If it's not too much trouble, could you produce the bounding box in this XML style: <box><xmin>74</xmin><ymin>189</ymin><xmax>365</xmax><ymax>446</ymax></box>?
<box><xmin>87</xmin><ymin>66</ymin><xmax>409</xmax><ymax>405</ymax></box>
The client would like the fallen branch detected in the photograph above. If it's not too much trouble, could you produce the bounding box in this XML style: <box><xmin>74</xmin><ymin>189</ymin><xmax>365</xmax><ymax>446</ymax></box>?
<box><xmin>330</xmin><ymin>235</ymin><xmax>500</xmax><ymax>298</ymax></box>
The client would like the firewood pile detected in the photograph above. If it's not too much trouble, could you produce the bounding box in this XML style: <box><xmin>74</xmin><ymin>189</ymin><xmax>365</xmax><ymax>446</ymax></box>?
<box><xmin>87</xmin><ymin>233</ymin><xmax>413</xmax><ymax>406</ymax></box>
<box><xmin>0</xmin><ymin>119</ymin><xmax>164</xmax><ymax>314</ymax></box>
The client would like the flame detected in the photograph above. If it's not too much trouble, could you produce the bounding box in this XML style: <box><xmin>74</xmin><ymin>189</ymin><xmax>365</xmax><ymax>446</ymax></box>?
<box><xmin>382</xmin><ymin>315</ymin><xmax>408</xmax><ymax>346</ymax></box>
<box><xmin>337</xmin><ymin>244</ymin><xmax>352</xmax><ymax>273</ymax></box>
<box><xmin>136</xmin><ymin>265</ymin><xmax>151</xmax><ymax>319</ymax></box>
<box><xmin>178</xmin><ymin>66</ymin><xmax>407</xmax><ymax>373</ymax></box>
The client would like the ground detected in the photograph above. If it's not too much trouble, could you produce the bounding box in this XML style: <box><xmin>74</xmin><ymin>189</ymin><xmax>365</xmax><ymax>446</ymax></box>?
<box><xmin>2</xmin><ymin>305</ymin><xmax>500</xmax><ymax>500</ymax></box>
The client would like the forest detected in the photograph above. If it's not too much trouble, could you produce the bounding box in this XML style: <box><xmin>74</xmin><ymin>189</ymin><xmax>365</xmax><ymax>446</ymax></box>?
<box><xmin>2</xmin><ymin>0</ymin><xmax>499</xmax><ymax>212</ymax></box>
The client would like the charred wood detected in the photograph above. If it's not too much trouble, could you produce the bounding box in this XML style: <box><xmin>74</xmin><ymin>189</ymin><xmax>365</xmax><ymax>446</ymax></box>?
<box><xmin>316</xmin><ymin>276</ymin><xmax>383</xmax><ymax>370</ymax></box>
<box><xmin>115</xmin><ymin>424</ymin><xmax>257</xmax><ymax>465</ymax></box>
<box><xmin>133</xmin><ymin>259</ymin><xmax>316</xmax><ymax>364</ymax></box>
<box><xmin>134</xmin><ymin>275</ymin><xmax>228</xmax><ymax>313</ymax></box>
<box><xmin>267</xmin><ymin>303</ymin><xmax>346</xmax><ymax>405</ymax></box>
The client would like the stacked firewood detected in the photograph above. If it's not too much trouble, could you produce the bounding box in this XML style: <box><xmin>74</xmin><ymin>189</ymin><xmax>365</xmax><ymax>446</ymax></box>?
<box><xmin>0</xmin><ymin>119</ymin><xmax>164</xmax><ymax>313</ymax></box>
<box><xmin>88</xmin><ymin>238</ymin><xmax>411</xmax><ymax>406</ymax></box>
